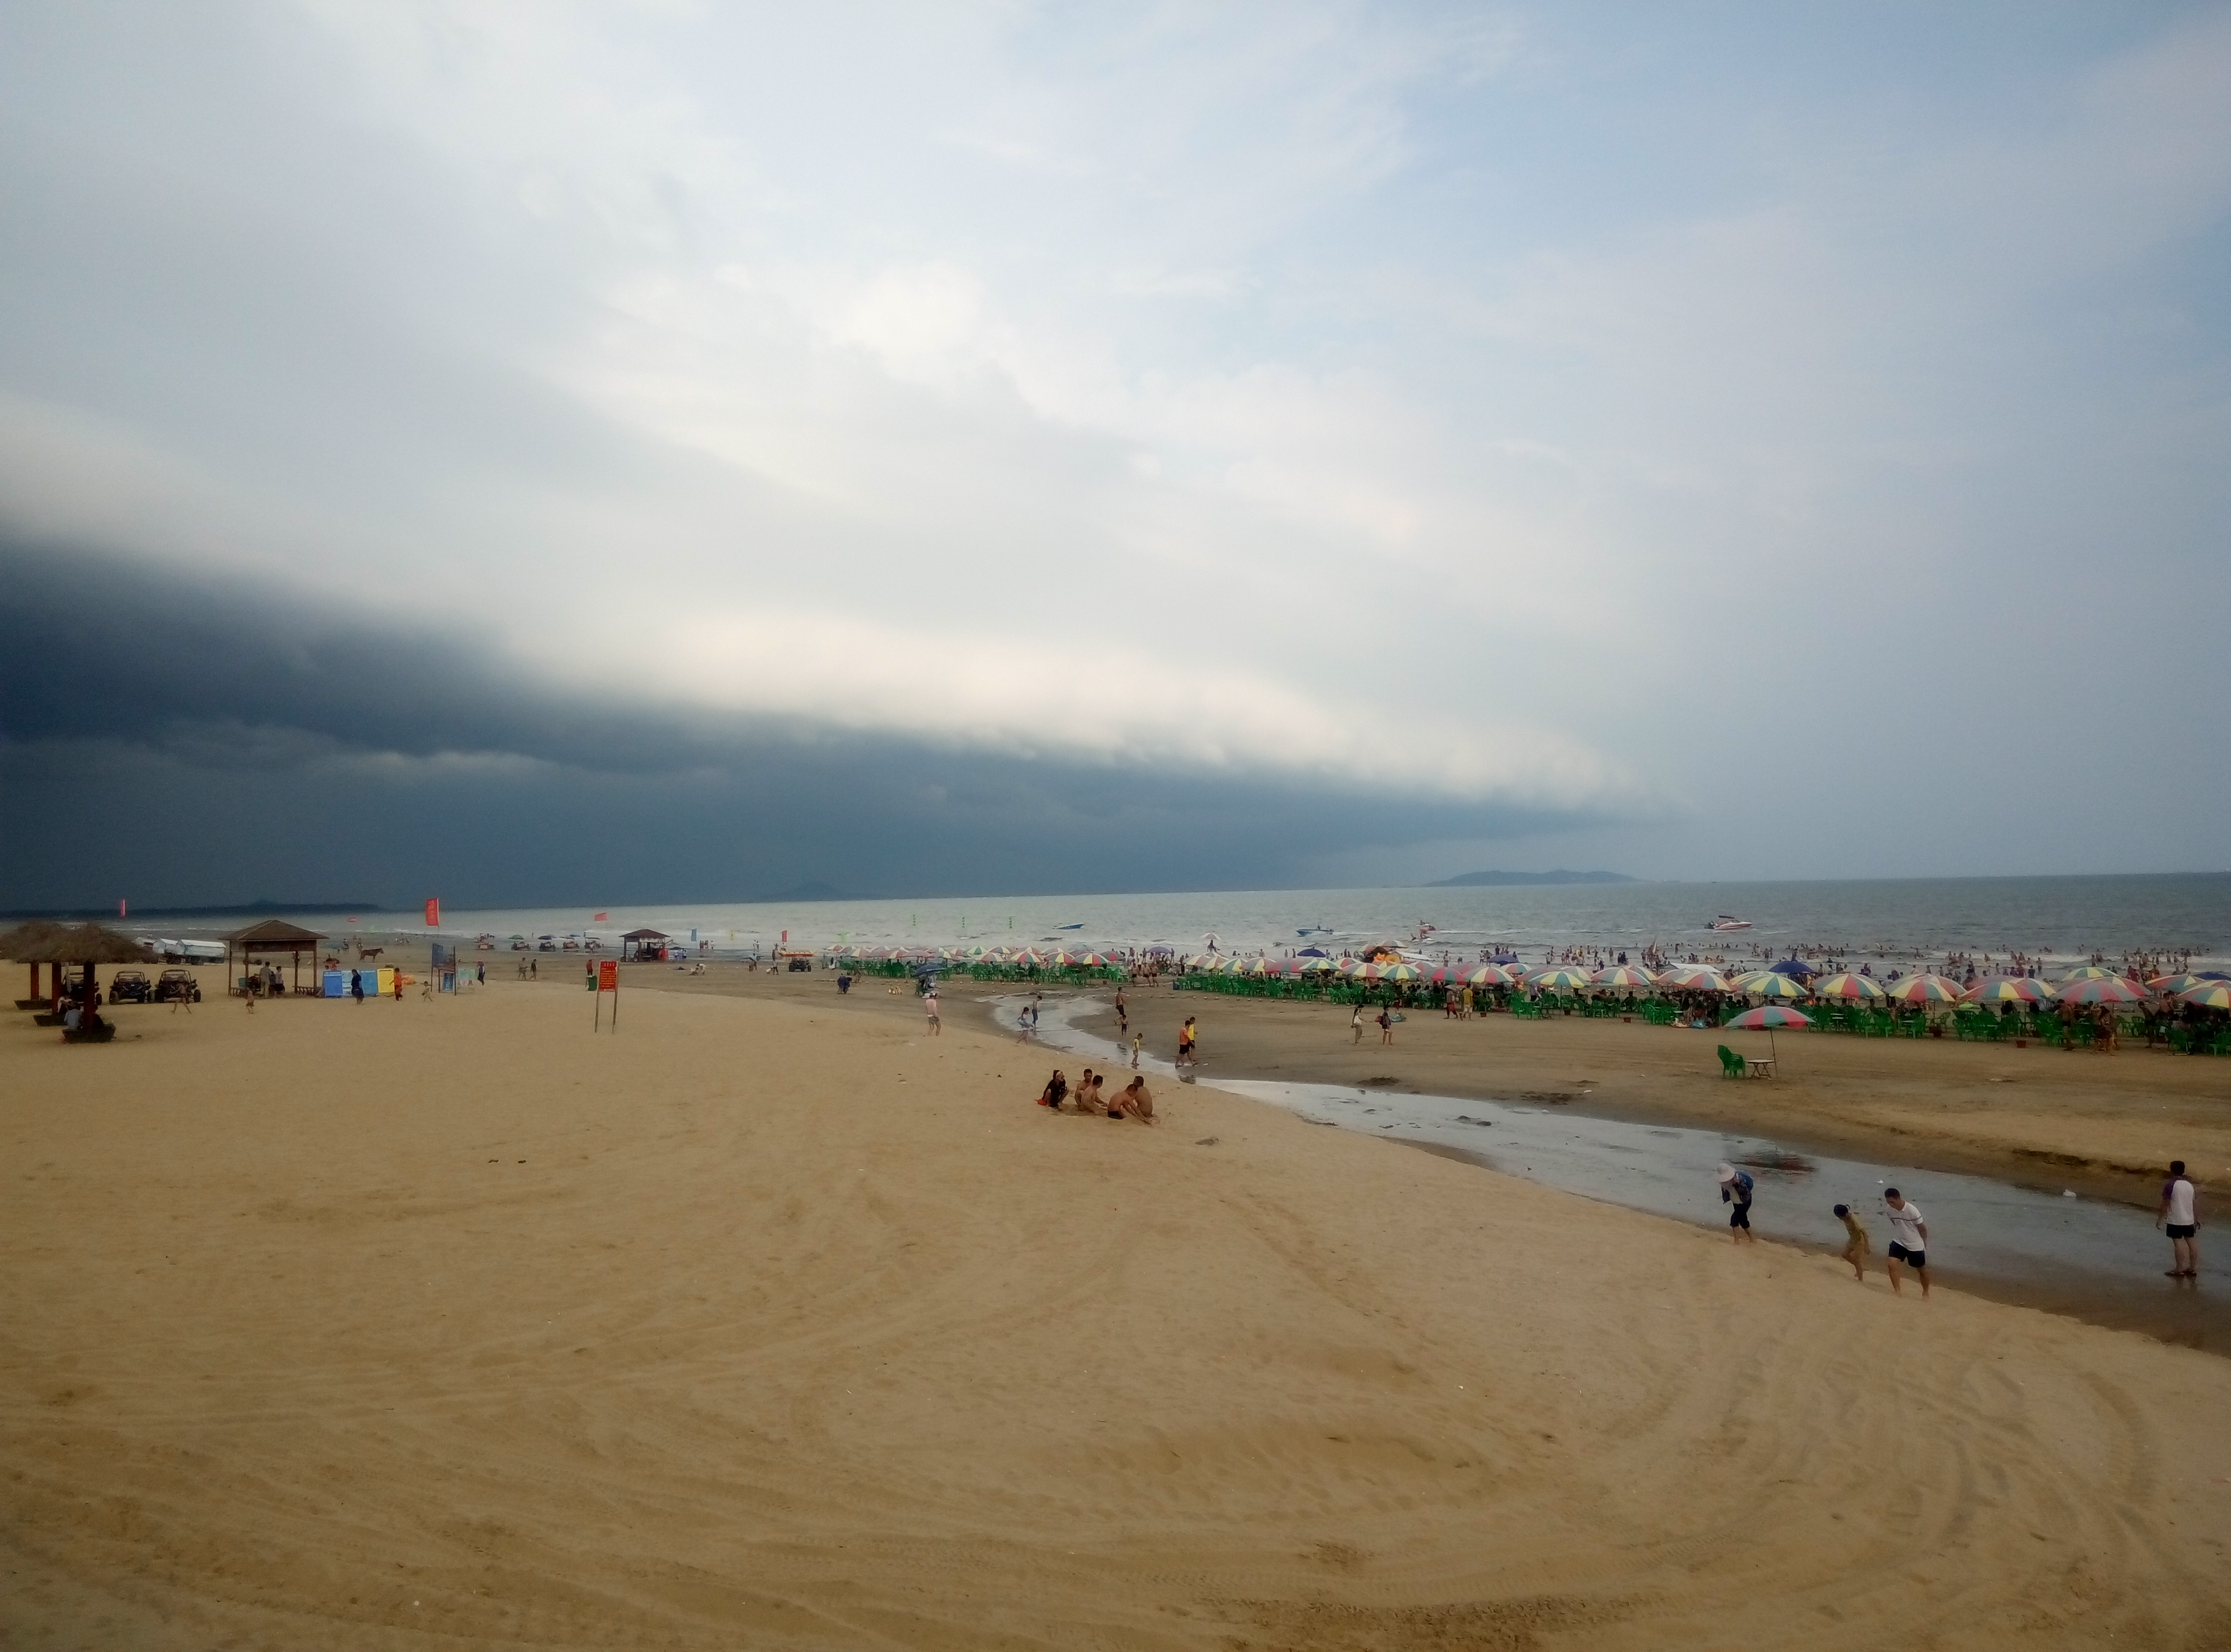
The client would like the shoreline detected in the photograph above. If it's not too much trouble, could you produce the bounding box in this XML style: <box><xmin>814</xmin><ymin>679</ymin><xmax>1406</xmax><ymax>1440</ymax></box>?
<box><xmin>635</xmin><ymin>965</ymin><xmax>2221</xmax><ymax>1214</ymax></box>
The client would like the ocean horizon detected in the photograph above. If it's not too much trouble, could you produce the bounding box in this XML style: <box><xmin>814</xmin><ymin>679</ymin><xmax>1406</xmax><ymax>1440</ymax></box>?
<box><xmin>89</xmin><ymin>870</ymin><xmax>2231</xmax><ymax>971</ymax></box>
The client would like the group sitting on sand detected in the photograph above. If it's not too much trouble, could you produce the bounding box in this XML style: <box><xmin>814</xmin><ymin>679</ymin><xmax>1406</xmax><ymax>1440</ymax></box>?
<box><xmin>1036</xmin><ymin>1068</ymin><xmax>1155</xmax><ymax>1124</ymax></box>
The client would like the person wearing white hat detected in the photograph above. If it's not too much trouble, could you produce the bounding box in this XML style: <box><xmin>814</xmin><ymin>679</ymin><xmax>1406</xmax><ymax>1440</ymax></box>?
<box><xmin>1716</xmin><ymin>1163</ymin><xmax>1756</xmax><ymax>1245</ymax></box>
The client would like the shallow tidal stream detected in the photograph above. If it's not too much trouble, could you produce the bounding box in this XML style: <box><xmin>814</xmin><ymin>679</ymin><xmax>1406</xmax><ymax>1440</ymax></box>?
<box><xmin>996</xmin><ymin>995</ymin><xmax>2228</xmax><ymax>1353</ymax></box>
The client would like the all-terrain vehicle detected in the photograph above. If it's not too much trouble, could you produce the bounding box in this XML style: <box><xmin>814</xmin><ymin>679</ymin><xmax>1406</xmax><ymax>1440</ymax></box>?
<box><xmin>108</xmin><ymin>970</ymin><xmax>154</xmax><ymax>1004</ymax></box>
<box><xmin>152</xmin><ymin>969</ymin><xmax>203</xmax><ymax>1003</ymax></box>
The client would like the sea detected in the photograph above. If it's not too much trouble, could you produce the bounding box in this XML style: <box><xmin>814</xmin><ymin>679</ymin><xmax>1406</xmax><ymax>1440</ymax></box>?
<box><xmin>161</xmin><ymin>873</ymin><xmax>2230</xmax><ymax>971</ymax></box>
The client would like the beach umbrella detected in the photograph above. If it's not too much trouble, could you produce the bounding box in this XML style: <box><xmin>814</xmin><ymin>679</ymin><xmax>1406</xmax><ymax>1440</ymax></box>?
<box><xmin>1462</xmin><ymin>963</ymin><xmax>1520</xmax><ymax>987</ymax></box>
<box><xmin>2176</xmin><ymin>982</ymin><xmax>2231</xmax><ymax>1011</ymax></box>
<box><xmin>2148</xmin><ymin>973</ymin><xmax>2208</xmax><ymax>996</ymax></box>
<box><xmin>2054</xmin><ymin>975</ymin><xmax>2146</xmax><ymax>1006</ymax></box>
<box><xmin>1965</xmin><ymin>974</ymin><xmax>2051</xmax><ymax>1004</ymax></box>
<box><xmin>1378</xmin><ymin>961</ymin><xmax>1422</xmax><ymax>981</ymax></box>
<box><xmin>1723</xmin><ymin>1003</ymin><xmax>1811</xmax><ymax>1065</ymax></box>
<box><xmin>1528</xmin><ymin>965</ymin><xmax>1593</xmax><ymax>991</ymax></box>
<box><xmin>1883</xmin><ymin>973</ymin><xmax>1964</xmax><ymax>1004</ymax></box>
<box><xmin>1297</xmin><ymin>955</ymin><xmax>1338</xmax><ymax>973</ymax></box>
<box><xmin>1732</xmin><ymin>971</ymin><xmax>1811</xmax><ymax>1000</ymax></box>
<box><xmin>1813</xmin><ymin>972</ymin><xmax>1886</xmax><ymax>1000</ymax></box>
<box><xmin>2058</xmin><ymin>965</ymin><xmax>2121</xmax><ymax>982</ymax></box>
<box><xmin>1657</xmin><ymin>964</ymin><xmax>1731</xmax><ymax>993</ymax></box>
<box><xmin>1591</xmin><ymin>965</ymin><xmax>1654</xmax><ymax>990</ymax></box>
<box><xmin>1767</xmin><ymin>959</ymin><xmax>1817</xmax><ymax>979</ymax></box>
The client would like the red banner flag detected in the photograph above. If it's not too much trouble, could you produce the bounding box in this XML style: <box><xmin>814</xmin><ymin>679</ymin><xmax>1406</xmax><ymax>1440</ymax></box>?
<box><xmin>119</xmin><ymin>898</ymin><xmax>128</xmax><ymax>918</ymax></box>
<box><xmin>424</xmin><ymin>898</ymin><xmax>441</xmax><ymax>928</ymax></box>
<box><xmin>594</xmin><ymin>911</ymin><xmax>608</xmax><ymax>922</ymax></box>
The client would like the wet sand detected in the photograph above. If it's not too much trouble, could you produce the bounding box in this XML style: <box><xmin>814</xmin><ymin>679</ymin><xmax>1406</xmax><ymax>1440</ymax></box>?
<box><xmin>6</xmin><ymin>967</ymin><xmax>2228</xmax><ymax>1648</ymax></box>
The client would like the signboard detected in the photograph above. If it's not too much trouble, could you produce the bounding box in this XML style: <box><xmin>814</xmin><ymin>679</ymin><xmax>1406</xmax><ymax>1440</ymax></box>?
<box><xmin>594</xmin><ymin>957</ymin><xmax>619</xmax><ymax>1030</ymax></box>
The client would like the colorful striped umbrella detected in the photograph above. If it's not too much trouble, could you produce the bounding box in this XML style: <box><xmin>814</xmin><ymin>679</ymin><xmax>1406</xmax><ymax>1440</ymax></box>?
<box><xmin>1812</xmin><ymin>972</ymin><xmax>1886</xmax><ymax>1000</ymax></box>
<box><xmin>1883</xmin><ymin>973</ymin><xmax>1964</xmax><ymax>1003</ymax></box>
<box><xmin>1591</xmin><ymin>965</ymin><xmax>1655</xmax><ymax>990</ymax></box>
<box><xmin>1723</xmin><ymin>1003</ymin><xmax>1811</xmax><ymax>1064</ymax></box>
<box><xmin>1724</xmin><ymin>1004</ymin><xmax>1812</xmax><ymax>1029</ymax></box>
<box><xmin>2149</xmin><ymin>974</ymin><xmax>2207</xmax><ymax>995</ymax></box>
<box><xmin>1733</xmin><ymin>971</ymin><xmax>1811</xmax><ymax>999</ymax></box>
<box><xmin>1658</xmin><ymin>964</ymin><xmax>1731</xmax><ymax>992</ymax></box>
<box><xmin>1297</xmin><ymin>955</ymin><xmax>1338</xmax><ymax>973</ymax></box>
<box><xmin>1377</xmin><ymin>961</ymin><xmax>1423</xmax><ymax>981</ymax></box>
<box><xmin>2176</xmin><ymin>982</ymin><xmax>2231</xmax><ymax>1011</ymax></box>
<box><xmin>1463</xmin><ymin>963</ymin><xmax>1519</xmax><ymax>986</ymax></box>
<box><xmin>1965</xmin><ymin>974</ymin><xmax>2051</xmax><ymax>1003</ymax></box>
<box><xmin>2058</xmin><ymin>966</ymin><xmax>2121</xmax><ymax>982</ymax></box>
<box><xmin>2053</xmin><ymin>975</ymin><xmax>2146</xmax><ymax>1005</ymax></box>
<box><xmin>1528</xmin><ymin>965</ymin><xmax>1594</xmax><ymax>991</ymax></box>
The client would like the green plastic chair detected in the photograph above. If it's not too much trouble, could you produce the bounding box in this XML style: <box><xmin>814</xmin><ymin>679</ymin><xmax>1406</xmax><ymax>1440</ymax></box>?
<box><xmin>1717</xmin><ymin>1045</ymin><xmax>1748</xmax><ymax>1079</ymax></box>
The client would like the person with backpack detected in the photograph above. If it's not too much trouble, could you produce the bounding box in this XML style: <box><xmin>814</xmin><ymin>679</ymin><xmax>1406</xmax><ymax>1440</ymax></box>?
<box><xmin>1716</xmin><ymin>1162</ymin><xmax>1756</xmax><ymax>1244</ymax></box>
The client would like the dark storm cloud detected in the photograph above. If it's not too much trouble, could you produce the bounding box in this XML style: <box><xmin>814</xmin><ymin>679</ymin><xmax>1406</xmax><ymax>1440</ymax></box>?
<box><xmin>1</xmin><ymin>542</ymin><xmax>1596</xmax><ymax>910</ymax></box>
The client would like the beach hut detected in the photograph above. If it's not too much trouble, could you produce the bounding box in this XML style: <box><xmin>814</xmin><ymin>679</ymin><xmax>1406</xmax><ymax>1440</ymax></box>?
<box><xmin>11</xmin><ymin>923</ymin><xmax>154</xmax><ymax>1010</ymax></box>
<box><xmin>619</xmin><ymin>928</ymin><xmax>672</xmax><ymax>961</ymax></box>
<box><xmin>225</xmin><ymin>918</ymin><xmax>328</xmax><ymax>997</ymax></box>
<box><xmin>3</xmin><ymin>920</ymin><xmax>72</xmax><ymax>1007</ymax></box>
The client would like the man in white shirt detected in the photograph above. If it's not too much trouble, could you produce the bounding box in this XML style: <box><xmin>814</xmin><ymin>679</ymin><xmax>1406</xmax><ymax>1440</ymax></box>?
<box><xmin>1882</xmin><ymin>1189</ymin><xmax>1930</xmax><ymax>1298</ymax></box>
<box><xmin>2158</xmin><ymin>1160</ymin><xmax>2200</xmax><ymax>1279</ymax></box>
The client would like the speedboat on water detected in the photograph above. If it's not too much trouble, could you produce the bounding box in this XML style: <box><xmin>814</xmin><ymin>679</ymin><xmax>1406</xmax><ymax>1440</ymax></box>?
<box><xmin>1707</xmin><ymin>915</ymin><xmax>1753</xmax><ymax>932</ymax></box>
<box><xmin>1296</xmin><ymin>925</ymin><xmax>1333</xmax><ymax>937</ymax></box>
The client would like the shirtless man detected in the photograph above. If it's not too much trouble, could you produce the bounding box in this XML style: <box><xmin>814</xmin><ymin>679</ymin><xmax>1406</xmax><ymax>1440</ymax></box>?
<box><xmin>1113</xmin><ymin>1077</ymin><xmax>1155</xmax><ymax>1124</ymax></box>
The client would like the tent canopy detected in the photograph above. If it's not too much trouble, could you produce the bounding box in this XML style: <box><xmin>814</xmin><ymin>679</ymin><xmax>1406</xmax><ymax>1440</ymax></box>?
<box><xmin>620</xmin><ymin>928</ymin><xmax>670</xmax><ymax>941</ymax></box>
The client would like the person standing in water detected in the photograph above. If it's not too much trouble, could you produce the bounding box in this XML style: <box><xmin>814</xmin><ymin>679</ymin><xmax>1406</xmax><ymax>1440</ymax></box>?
<box><xmin>1716</xmin><ymin>1163</ymin><xmax>1755</xmax><ymax>1245</ymax></box>
<box><xmin>2159</xmin><ymin>1161</ymin><xmax>2200</xmax><ymax>1278</ymax></box>
<box><xmin>1882</xmin><ymin>1190</ymin><xmax>1929</xmax><ymax>1296</ymax></box>
<box><xmin>1178</xmin><ymin>1016</ymin><xmax>1198</xmax><ymax>1068</ymax></box>
<box><xmin>1129</xmin><ymin>1030</ymin><xmax>1143</xmax><ymax>1070</ymax></box>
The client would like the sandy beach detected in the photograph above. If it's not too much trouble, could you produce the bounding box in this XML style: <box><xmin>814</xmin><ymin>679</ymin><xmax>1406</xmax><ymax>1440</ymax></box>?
<box><xmin>4</xmin><ymin>968</ymin><xmax>2228</xmax><ymax>1649</ymax></box>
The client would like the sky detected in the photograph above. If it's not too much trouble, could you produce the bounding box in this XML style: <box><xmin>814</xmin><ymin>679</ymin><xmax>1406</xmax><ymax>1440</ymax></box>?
<box><xmin>3</xmin><ymin>2</ymin><xmax>2227</xmax><ymax>910</ymax></box>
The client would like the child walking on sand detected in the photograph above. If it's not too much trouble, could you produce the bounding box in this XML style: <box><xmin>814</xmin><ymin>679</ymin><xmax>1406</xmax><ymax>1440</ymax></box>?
<box><xmin>1833</xmin><ymin>1203</ymin><xmax>1871</xmax><ymax>1281</ymax></box>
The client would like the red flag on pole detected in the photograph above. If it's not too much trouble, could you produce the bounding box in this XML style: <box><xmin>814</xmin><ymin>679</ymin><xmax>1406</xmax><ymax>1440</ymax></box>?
<box><xmin>425</xmin><ymin>898</ymin><xmax>441</xmax><ymax>928</ymax></box>
<box><xmin>119</xmin><ymin>898</ymin><xmax>128</xmax><ymax>918</ymax></box>
<box><xmin>594</xmin><ymin>911</ymin><xmax>608</xmax><ymax>922</ymax></box>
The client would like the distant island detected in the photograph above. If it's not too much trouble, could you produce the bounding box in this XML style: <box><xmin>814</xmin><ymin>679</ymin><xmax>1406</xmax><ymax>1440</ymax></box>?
<box><xmin>1428</xmin><ymin>870</ymin><xmax>1637</xmax><ymax>888</ymax></box>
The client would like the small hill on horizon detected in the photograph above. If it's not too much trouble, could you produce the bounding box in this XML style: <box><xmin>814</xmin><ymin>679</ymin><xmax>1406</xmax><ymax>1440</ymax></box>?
<box><xmin>1428</xmin><ymin>870</ymin><xmax>1638</xmax><ymax>888</ymax></box>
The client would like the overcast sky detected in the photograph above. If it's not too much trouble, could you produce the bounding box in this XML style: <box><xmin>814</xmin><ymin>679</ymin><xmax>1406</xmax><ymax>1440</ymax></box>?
<box><xmin>3</xmin><ymin>3</ymin><xmax>2227</xmax><ymax>909</ymax></box>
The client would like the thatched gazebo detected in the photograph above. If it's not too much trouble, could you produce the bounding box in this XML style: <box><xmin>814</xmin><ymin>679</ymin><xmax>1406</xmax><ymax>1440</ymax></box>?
<box><xmin>9</xmin><ymin>923</ymin><xmax>154</xmax><ymax>1009</ymax></box>
<box><xmin>4</xmin><ymin>921</ymin><xmax>71</xmax><ymax>1007</ymax></box>
<box><xmin>226</xmin><ymin>919</ymin><xmax>328</xmax><ymax>998</ymax></box>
